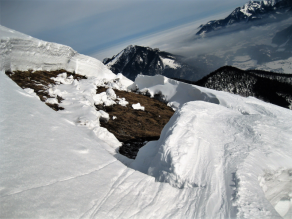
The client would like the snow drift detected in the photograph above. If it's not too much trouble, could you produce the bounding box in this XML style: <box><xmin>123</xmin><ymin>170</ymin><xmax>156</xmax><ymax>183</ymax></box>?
<box><xmin>0</xmin><ymin>25</ymin><xmax>116</xmax><ymax>79</ymax></box>
<box><xmin>132</xmin><ymin>75</ymin><xmax>292</xmax><ymax>218</ymax></box>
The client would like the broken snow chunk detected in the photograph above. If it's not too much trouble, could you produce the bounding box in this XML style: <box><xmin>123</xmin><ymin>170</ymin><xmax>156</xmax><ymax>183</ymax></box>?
<box><xmin>93</xmin><ymin>92</ymin><xmax>106</xmax><ymax>105</ymax></box>
<box><xmin>106</xmin><ymin>88</ymin><xmax>116</xmax><ymax>100</ymax></box>
<box><xmin>139</xmin><ymin>88</ymin><xmax>152</xmax><ymax>97</ymax></box>
<box><xmin>52</xmin><ymin>73</ymin><xmax>74</xmax><ymax>84</ymax></box>
<box><xmin>93</xmin><ymin>91</ymin><xmax>116</xmax><ymax>107</ymax></box>
<box><xmin>117</xmin><ymin>97</ymin><xmax>129</xmax><ymax>106</ymax></box>
<box><xmin>132</xmin><ymin>103</ymin><xmax>145</xmax><ymax>111</ymax></box>
<box><xmin>45</xmin><ymin>98</ymin><xmax>58</xmax><ymax>104</ymax></box>
<box><xmin>24</xmin><ymin>88</ymin><xmax>40</xmax><ymax>100</ymax></box>
<box><xmin>48</xmin><ymin>87</ymin><xmax>67</xmax><ymax>98</ymax></box>
<box><xmin>99</xmin><ymin>110</ymin><xmax>110</xmax><ymax>123</ymax></box>
<box><xmin>108</xmin><ymin>81</ymin><xmax>121</xmax><ymax>90</ymax></box>
<box><xmin>113</xmin><ymin>116</ymin><xmax>117</xmax><ymax>120</ymax></box>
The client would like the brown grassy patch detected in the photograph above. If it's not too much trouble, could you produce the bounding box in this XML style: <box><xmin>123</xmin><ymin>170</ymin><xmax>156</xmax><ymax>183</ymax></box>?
<box><xmin>5</xmin><ymin>69</ymin><xmax>86</xmax><ymax>111</ymax></box>
<box><xmin>6</xmin><ymin>70</ymin><xmax>174</xmax><ymax>159</ymax></box>
<box><xmin>96</xmin><ymin>87</ymin><xmax>174</xmax><ymax>158</ymax></box>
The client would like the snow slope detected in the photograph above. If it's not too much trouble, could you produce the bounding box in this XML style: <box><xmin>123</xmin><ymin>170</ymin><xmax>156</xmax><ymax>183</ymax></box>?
<box><xmin>0</xmin><ymin>24</ymin><xmax>133</xmax><ymax>153</ymax></box>
<box><xmin>1</xmin><ymin>25</ymin><xmax>292</xmax><ymax>218</ymax></box>
<box><xmin>2</xmin><ymin>72</ymin><xmax>292</xmax><ymax>218</ymax></box>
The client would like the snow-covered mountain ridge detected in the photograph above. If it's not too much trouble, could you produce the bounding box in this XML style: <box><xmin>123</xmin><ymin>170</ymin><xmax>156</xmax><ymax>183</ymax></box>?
<box><xmin>196</xmin><ymin>0</ymin><xmax>291</xmax><ymax>35</ymax></box>
<box><xmin>103</xmin><ymin>45</ymin><xmax>202</xmax><ymax>81</ymax></box>
<box><xmin>1</xmin><ymin>25</ymin><xmax>292</xmax><ymax>218</ymax></box>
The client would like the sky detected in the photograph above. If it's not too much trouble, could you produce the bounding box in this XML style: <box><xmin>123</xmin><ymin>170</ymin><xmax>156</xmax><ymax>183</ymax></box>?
<box><xmin>0</xmin><ymin>0</ymin><xmax>249</xmax><ymax>61</ymax></box>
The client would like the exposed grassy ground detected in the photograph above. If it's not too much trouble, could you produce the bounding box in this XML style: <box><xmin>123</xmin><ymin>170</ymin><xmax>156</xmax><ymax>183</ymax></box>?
<box><xmin>96</xmin><ymin>87</ymin><xmax>174</xmax><ymax>159</ymax></box>
<box><xmin>5</xmin><ymin>70</ymin><xmax>174</xmax><ymax>159</ymax></box>
<box><xmin>5</xmin><ymin>69</ymin><xmax>86</xmax><ymax>111</ymax></box>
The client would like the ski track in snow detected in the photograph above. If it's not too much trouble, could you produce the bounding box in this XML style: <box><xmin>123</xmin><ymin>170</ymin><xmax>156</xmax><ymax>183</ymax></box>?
<box><xmin>1</xmin><ymin>160</ymin><xmax>118</xmax><ymax>199</ymax></box>
<box><xmin>1</xmin><ymin>24</ymin><xmax>292</xmax><ymax>218</ymax></box>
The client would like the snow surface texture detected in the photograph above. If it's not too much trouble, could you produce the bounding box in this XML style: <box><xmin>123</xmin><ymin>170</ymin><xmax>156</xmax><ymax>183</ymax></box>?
<box><xmin>132</xmin><ymin>75</ymin><xmax>292</xmax><ymax>218</ymax></box>
<box><xmin>1</xmin><ymin>24</ymin><xmax>292</xmax><ymax>218</ymax></box>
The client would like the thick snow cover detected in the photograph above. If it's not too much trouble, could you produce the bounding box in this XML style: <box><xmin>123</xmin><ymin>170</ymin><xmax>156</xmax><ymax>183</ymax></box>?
<box><xmin>1</xmin><ymin>25</ymin><xmax>292</xmax><ymax>218</ymax></box>
<box><xmin>133</xmin><ymin>75</ymin><xmax>292</xmax><ymax>218</ymax></box>
<box><xmin>0</xmin><ymin>25</ymin><xmax>115</xmax><ymax>79</ymax></box>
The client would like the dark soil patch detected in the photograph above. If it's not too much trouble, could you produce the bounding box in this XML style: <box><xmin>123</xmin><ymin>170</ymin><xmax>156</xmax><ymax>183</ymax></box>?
<box><xmin>96</xmin><ymin>87</ymin><xmax>174</xmax><ymax>159</ymax></box>
<box><xmin>5</xmin><ymin>69</ymin><xmax>86</xmax><ymax>111</ymax></box>
<box><xmin>119</xmin><ymin>137</ymin><xmax>159</xmax><ymax>159</ymax></box>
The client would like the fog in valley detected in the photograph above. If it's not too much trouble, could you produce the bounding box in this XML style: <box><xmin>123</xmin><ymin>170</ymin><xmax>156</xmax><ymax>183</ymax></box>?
<box><xmin>136</xmin><ymin>15</ymin><xmax>292</xmax><ymax>77</ymax></box>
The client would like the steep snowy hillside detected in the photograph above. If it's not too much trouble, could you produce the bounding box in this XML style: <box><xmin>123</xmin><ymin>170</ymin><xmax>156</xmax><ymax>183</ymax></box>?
<box><xmin>103</xmin><ymin>45</ymin><xmax>201</xmax><ymax>81</ymax></box>
<box><xmin>1</xmin><ymin>25</ymin><xmax>292</xmax><ymax>218</ymax></box>
<box><xmin>196</xmin><ymin>0</ymin><xmax>292</xmax><ymax>36</ymax></box>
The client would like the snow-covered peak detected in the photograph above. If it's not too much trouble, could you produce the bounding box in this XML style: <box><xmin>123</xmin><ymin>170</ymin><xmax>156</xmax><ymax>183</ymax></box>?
<box><xmin>124</xmin><ymin>44</ymin><xmax>135</xmax><ymax>52</ymax></box>
<box><xmin>196</xmin><ymin>0</ymin><xmax>288</xmax><ymax>35</ymax></box>
<box><xmin>240</xmin><ymin>1</ymin><xmax>262</xmax><ymax>16</ymax></box>
<box><xmin>239</xmin><ymin>0</ymin><xmax>280</xmax><ymax>16</ymax></box>
<box><xmin>102</xmin><ymin>45</ymin><xmax>193</xmax><ymax>81</ymax></box>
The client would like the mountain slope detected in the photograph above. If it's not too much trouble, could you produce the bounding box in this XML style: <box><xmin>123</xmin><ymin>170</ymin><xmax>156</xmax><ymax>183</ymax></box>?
<box><xmin>196</xmin><ymin>0</ymin><xmax>292</xmax><ymax>36</ymax></box>
<box><xmin>103</xmin><ymin>45</ymin><xmax>202</xmax><ymax>81</ymax></box>
<box><xmin>195</xmin><ymin>66</ymin><xmax>292</xmax><ymax>109</ymax></box>
<box><xmin>1</xmin><ymin>25</ymin><xmax>292</xmax><ymax>218</ymax></box>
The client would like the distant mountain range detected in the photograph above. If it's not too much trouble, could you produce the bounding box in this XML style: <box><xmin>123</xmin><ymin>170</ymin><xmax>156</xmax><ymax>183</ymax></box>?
<box><xmin>102</xmin><ymin>1</ymin><xmax>292</xmax><ymax>81</ymax></box>
<box><xmin>103</xmin><ymin>45</ymin><xmax>202</xmax><ymax>81</ymax></box>
<box><xmin>196</xmin><ymin>0</ymin><xmax>292</xmax><ymax>36</ymax></box>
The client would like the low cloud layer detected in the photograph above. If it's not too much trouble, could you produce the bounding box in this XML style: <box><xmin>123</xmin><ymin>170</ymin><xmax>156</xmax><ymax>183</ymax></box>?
<box><xmin>109</xmin><ymin>15</ymin><xmax>292</xmax><ymax>76</ymax></box>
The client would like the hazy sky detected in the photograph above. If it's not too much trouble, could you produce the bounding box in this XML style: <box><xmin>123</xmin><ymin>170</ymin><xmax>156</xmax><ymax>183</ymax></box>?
<box><xmin>0</xmin><ymin>0</ymin><xmax>249</xmax><ymax>60</ymax></box>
